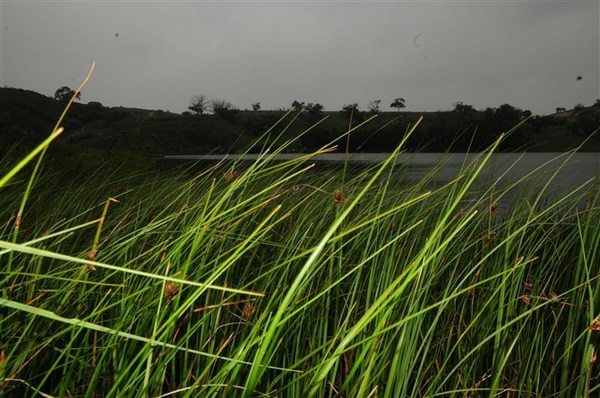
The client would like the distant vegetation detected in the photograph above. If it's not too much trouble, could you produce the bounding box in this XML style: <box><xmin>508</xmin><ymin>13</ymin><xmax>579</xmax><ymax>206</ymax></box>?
<box><xmin>53</xmin><ymin>86</ymin><xmax>81</xmax><ymax>102</ymax></box>
<box><xmin>1</xmin><ymin>87</ymin><xmax>599</xmax><ymax>159</ymax></box>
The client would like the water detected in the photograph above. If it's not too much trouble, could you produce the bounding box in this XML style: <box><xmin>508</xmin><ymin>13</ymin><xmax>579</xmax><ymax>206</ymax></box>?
<box><xmin>163</xmin><ymin>152</ymin><xmax>599</xmax><ymax>188</ymax></box>
<box><xmin>163</xmin><ymin>152</ymin><xmax>599</xmax><ymax>213</ymax></box>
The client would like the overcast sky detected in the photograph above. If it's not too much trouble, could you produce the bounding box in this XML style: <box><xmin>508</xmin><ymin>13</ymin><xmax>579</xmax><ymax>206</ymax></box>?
<box><xmin>1</xmin><ymin>1</ymin><xmax>598</xmax><ymax>115</ymax></box>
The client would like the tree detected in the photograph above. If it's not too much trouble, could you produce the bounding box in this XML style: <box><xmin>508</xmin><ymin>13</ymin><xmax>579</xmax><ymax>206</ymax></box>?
<box><xmin>341</xmin><ymin>103</ymin><xmax>363</xmax><ymax>123</ymax></box>
<box><xmin>341</xmin><ymin>103</ymin><xmax>359</xmax><ymax>115</ymax></box>
<box><xmin>54</xmin><ymin>86</ymin><xmax>80</xmax><ymax>102</ymax></box>
<box><xmin>594</xmin><ymin>99</ymin><xmax>600</xmax><ymax>107</ymax></box>
<box><xmin>210</xmin><ymin>99</ymin><xmax>231</xmax><ymax>113</ymax></box>
<box><xmin>496</xmin><ymin>103</ymin><xmax>521</xmax><ymax>120</ymax></box>
<box><xmin>210</xmin><ymin>99</ymin><xmax>239</xmax><ymax>121</ymax></box>
<box><xmin>291</xmin><ymin>100</ymin><xmax>305</xmax><ymax>111</ymax></box>
<box><xmin>251</xmin><ymin>102</ymin><xmax>261</xmax><ymax>111</ymax></box>
<box><xmin>368</xmin><ymin>99</ymin><xmax>381</xmax><ymax>114</ymax></box>
<box><xmin>305</xmin><ymin>102</ymin><xmax>324</xmax><ymax>115</ymax></box>
<box><xmin>390</xmin><ymin>97</ymin><xmax>406</xmax><ymax>111</ymax></box>
<box><xmin>452</xmin><ymin>101</ymin><xmax>475</xmax><ymax>113</ymax></box>
<box><xmin>188</xmin><ymin>95</ymin><xmax>208</xmax><ymax>115</ymax></box>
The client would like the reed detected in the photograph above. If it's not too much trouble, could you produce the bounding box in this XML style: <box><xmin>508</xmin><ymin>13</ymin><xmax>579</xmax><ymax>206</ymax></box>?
<box><xmin>0</xmin><ymin>96</ymin><xmax>598</xmax><ymax>398</ymax></box>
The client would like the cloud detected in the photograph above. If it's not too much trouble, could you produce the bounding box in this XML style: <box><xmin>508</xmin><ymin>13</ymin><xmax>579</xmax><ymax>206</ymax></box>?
<box><xmin>2</xmin><ymin>1</ymin><xmax>598</xmax><ymax>114</ymax></box>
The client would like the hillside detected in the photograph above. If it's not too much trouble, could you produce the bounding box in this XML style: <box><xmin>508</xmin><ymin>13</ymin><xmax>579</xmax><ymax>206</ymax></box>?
<box><xmin>1</xmin><ymin>87</ymin><xmax>599</xmax><ymax>160</ymax></box>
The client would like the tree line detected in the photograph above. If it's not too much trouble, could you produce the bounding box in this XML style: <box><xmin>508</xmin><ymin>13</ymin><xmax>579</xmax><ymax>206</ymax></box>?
<box><xmin>48</xmin><ymin>85</ymin><xmax>599</xmax><ymax>152</ymax></box>
<box><xmin>185</xmin><ymin>95</ymin><xmax>407</xmax><ymax>116</ymax></box>
<box><xmin>53</xmin><ymin>85</ymin><xmax>599</xmax><ymax>118</ymax></box>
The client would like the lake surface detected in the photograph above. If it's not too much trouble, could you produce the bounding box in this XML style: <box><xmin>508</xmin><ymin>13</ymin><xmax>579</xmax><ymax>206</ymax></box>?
<box><xmin>163</xmin><ymin>152</ymin><xmax>599</xmax><ymax>189</ymax></box>
<box><xmin>164</xmin><ymin>152</ymin><xmax>599</xmax><ymax>214</ymax></box>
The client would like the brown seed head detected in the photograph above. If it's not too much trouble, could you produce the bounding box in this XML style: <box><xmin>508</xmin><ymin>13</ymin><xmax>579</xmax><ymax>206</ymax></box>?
<box><xmin>164</xmin><ymin>282</ymin><xmax>179</xmax><ymax>302</ymax></box>
<box><xmin>243</xmin><ymin>302</ymin><xmax>256</xmax><ymax>322</ymax></box>
<box><xmin>86</xmin><ymin>250</ymin><xmax>97</xmax><ymax>271</ymax></box>
<box><xmin>224</xmin><ymin>171</ymin><xmax>239</xmax><ymax>184</ymax></box>
<box><xmin>333</xmin><ymin>189</ymin><xmax>344</xmax><ymax>204</ymax></box>
<box><xmin>589</xmin><ymin>317</ymin><xmax>600</xmax><ymax>331</ymax></box>
<box><xmin>519</xmin><ymin>295</ymin><xmax>530</xmax><ymax>305</ymax></box>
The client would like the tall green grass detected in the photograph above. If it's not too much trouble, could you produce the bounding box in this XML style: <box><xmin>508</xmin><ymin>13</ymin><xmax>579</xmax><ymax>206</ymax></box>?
<box><xmin>0</xmin><ymin>98</ymin><xmax>598</xmax><ymax>397</ymax></box>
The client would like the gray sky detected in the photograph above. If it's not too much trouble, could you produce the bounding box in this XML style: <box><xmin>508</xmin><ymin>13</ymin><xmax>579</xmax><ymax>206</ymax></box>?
<box><xmin>1</xmin><ymin>1</ymin><xmax>598</xmax><ymax>115</ymax></box>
